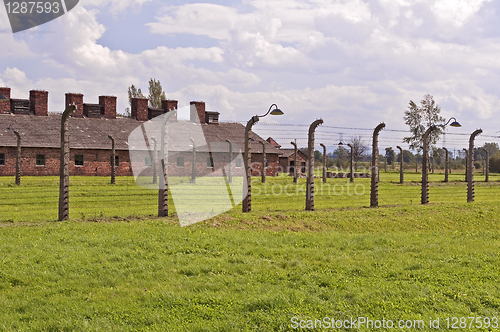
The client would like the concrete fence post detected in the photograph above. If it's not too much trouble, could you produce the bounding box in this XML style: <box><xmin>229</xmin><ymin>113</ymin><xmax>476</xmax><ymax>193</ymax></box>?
<box><xmin>151</xmin><ymin>137</ymin><xmax>157</xmax><ymax>185</ymax></box>
<box><xmin>347</xmin><ymin>143</ymin><xmax>354</xmax><ymax>183</ymax></box>
<box><xmin>190</xmin><ymin>138</ymin><xmax>196</xmax><ymax>184</ymax></box>
<box><xmin>320</xmin><ymin>143</ymin><xmax>326</xmax><ymax>183</ymax></box>
<box><xmin>13</xmin><ymin>130</ymin><xmax>21</xmax><ymax>185</ymax></box>
<box><xmin>396</xmin><ymin>146</ymin><xmax>403</xmax><ymax>184</ymax></box>
<box><xmin>467</xmin><ymin>129</ymin><xmax>482</xmax><ymax>202</ymax></box>
<box><xmin>259</xmin><ymin>141</ymin><xmax>266</xmax><ymax>183</ymax></box>
<box><xmin>158</xmin><ymin>112</ymin><xmax>175</xmax><ymax>217</ymax></box>
<box><xmin>421</xmin><ymin>126</ymin><xmax>436</xmax><ymax>204</ymax></box>
<box><xmin>481</xmin><ymin>148</ymin><xmax>489</xmax><ymax>182</ymax></box>
<box><xmin>226</xmin><ymin>139</ymin><xmax>232</xmax><ymax>183</ymax></box>
<box><xmin>108</xmin><ymin>135</ymin><xmax>116</xmax><ymax>185</ymax></box>
<box><xmin>370</xmin><ymin>123</ymin><xmax>385</xmax><ymax>207</ymax></box>
<box><xmin>306</xmin><ymin>119</ymin><xmax>323</xmax><ymax>211</ymax></box>
<box><xmin>463</xmin><ymin>148</ymin><xmax>468</xmax><ymax>183</ymax></box>
<box><xmin>58</xmin><ymin>104</ymin><xmax>77</xmax><ymax>221</ymax></box>
<box><xmin>243</xmin><ymin>116</ymin><xmax>259</xmax><ymax>212</ymax></box>
<box><xmin>290</xmin><ymin>141</ymin><xmax>298</xmax><ymax>183</ymax></box>
<box><xmin>443</xmin><ymin>147</ymin><xmax>449</xmax><ymax>183</ymax></box>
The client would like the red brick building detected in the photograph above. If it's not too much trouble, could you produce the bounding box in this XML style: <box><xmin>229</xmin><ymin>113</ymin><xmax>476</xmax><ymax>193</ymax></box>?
<box><xmin>0</xmin><ymin>87</ymin><xmax>281</xmax><ymax>178</ymax></box>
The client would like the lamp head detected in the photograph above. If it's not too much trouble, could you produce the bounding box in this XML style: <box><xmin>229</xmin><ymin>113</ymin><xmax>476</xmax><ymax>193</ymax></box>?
<box><xmin>270</xmin><ymin>108</ymin><xmax>284</xmax><ymax>116</ymax></box>
<box><xmin>338</xmin><ymin>141</ymin><xmax>344</xmax><ymax>146</ymax></box>
<box><xmin>450</xmin><ymin>121</ymin><xmax>461</xmax><ymax>127</ymax></box>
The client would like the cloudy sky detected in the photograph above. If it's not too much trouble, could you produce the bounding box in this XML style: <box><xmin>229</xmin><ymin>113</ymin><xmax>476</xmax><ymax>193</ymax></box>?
<box><xmin>1</xmin><ymin>0</ymin><xmax>499</xmax><ymax>152</ymax></box>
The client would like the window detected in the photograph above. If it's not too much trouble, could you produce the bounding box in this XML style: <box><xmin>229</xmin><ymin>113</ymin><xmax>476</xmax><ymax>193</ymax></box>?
<box><xmin>207</xmin><ymin>157</ymin><xmax>214</xmax><ymax>168</ymax></box>
<box><xmin>75</xmin><ymin>154</ymin><xmax>84</xmax><ymax>166</ymax></box>
<box><xmin>36</xmin><ymin>154</ymin><xmax>46</xmax><ymax>166</ymax></box>
<box><xmin>115</xmin><ymin>156</ymin><xmax>120</xmax><ymax>167</ymax></box>
<box><xmin>145</xmin><ymin>156</ymin><xmax>152</xmax><ymax>167</ymax></box>
<box><xmin>235</xmin><ymin>158</ymin><xmax>242</xmax><ymax>168</ymax></box>
<box><xmin>177</xmin><ymin>156</ymin><xmax>184</xmax><ymax>167</ymax></box>
<box><xmin>0</xmin><ymin>153</ymin><xmax>4</xmax><ymax>166</ymax></box>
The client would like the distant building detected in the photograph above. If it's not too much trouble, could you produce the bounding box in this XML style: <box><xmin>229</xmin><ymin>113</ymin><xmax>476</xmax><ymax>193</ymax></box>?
<box><xmin>0</xmin><ymin>87</ymin><xmax>281</xmax><ymax>177</ymax></box>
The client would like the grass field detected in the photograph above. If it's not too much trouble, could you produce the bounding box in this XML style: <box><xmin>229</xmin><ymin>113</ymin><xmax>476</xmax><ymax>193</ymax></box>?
<box><xmin>1</xmin><ymin>172</ymin><xmax>500</xmax><ymax>331</ymax></box>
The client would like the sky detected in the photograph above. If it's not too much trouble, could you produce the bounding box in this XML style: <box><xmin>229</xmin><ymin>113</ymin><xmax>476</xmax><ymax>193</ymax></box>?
<box><xmin>1</xmin><ymin>0</ymin><xmax>499</xmax><ymax>153</ymax></box>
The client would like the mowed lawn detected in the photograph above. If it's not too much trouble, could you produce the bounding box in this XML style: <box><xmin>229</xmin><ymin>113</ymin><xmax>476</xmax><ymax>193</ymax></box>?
<box><xmin>1</xmin><ymin>173</ymin><xmax>500</xmax><ymax>331</ymax></box>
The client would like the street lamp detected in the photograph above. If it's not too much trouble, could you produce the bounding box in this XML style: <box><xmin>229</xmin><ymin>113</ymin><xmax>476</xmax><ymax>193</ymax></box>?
<box><xmin>421</xmin><ymin>117</ymin><xmax>461</xmax><ymax>204</ymax></box>
<box><xmin>243</xmin><ymin>104</ymin><xmax>284</xmax><ymax>212</ymax></box>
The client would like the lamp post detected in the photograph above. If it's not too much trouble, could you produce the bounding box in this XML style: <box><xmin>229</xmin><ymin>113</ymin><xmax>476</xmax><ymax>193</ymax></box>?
<box><xmin>259</xmin><ymin>141</ymin><xmax>266</xmax><ymax>183</ymax></box>
<box><xmin>396</xmin><ymin>146</ymin><xmax>403</xmax><ymax>184</ymax></box>
<box><xmin>320</xmin><ymin>143</ymin><xmax>326</xmax><ymax>183</ymax></box>
<box><xmin>467</xmin><ymin>129</ymin><xmax>482</xmax><ymax>202</ymax></box>
<box><xmin>58</xmin><ymin>104</ymin><xmax>77</xmax><ymax>221</ymax></box>
<box><xmin>443</xmin><ymin>147</ymin><xmax>449</xmax><ymax>182</ymax></box>
<box><xmin>347</xmin><ymin>143</ymin><xmax>354</xmax><ymax>183</ymax></box>
<box><xmin>243</xmin><ymin>104</ymin><xmax>284</xmax><ymax>212</ymax></box>
<box><xmin>481</xmin><ymin>148</ymin><xmax>489</xmax><ymax>182</ymax></box>
<box><xmin>370</xmin><ymin>123</ymin><xmax>385</xmax><ymax>207</ymax></box>
<box><xmin>7</xmin><ymin>126</ymin><xmax>21</xmax><ymax>185</ymax></box>
<box><xmin>290</xmin><ymin>141</ymin><xmax>298</xmax><ymax>183</ymax></box>
<box><xmin>421</xmin><ymin>117</ymin><xmax>461</xmax><ymax>204</ymax></box>
<box><xmin>226</xmin><ymin>139</ymin><xmax>232</xmax><ymax>184</ymax></box>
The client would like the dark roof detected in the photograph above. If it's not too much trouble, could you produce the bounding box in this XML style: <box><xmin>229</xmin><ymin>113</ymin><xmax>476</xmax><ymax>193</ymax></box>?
<box><xmin>279</xmin><ymin>148</ymin><xmax>307</xmax><ymax>159</ymax></box>
<box><xmin>266</xmin><ymin>137</ymin><xmax>281</xmax><ymax>148</ymax></box>
<box><xmin>0</xmin><ymin>114</ymin><xmax>280</xmax><ymax>154</ymax></box>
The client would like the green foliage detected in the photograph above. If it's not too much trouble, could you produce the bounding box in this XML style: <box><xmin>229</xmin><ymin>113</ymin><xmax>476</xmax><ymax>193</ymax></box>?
<box><xmin>489</xmin><ymin>152</ymin><xmax>500</xmax><ymax>173</ymax></box>
<box><xmin>127</xmin><ymin>84</ymin><xmax>145</xmax><ymax>107</ymax></box>
<box><xmin>148</xmin><ymin>78</ymin><xmax>166</xmax><ymax>108</ymax></box>
<box><xmin>334</xmin><ymin>146</ymin><xmax>349</xmax><ymax>168</ymax></box>
<box><xmin>385</xmin><ymin>147</ymin><xmax>395</xmax><ymax>165</ymax></box>
<box><xmin>403</xmin><ymin>94</ymin><xmax>445</xmax><ymax>152</ymax></box>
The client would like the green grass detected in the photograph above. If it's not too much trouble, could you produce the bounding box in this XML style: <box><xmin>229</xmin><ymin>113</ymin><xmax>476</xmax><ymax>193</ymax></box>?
<box><xmin>1</xmin><ymin>173</ymin><xmax>500</xmax><ymax>331</ymax></box>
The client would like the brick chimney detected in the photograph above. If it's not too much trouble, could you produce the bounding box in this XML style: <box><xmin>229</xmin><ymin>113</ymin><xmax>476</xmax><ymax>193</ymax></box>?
<box><xmin>190</xmin><ymin>101</ymin><xmax>206</xmax><ymax>123</ymax></box>
<box><xmin>66</xmin><ymin>93</ymin><xmax>84</xmax><ymax>117</ymax></box>
<box><xmin>30</xmin><ymin>90</ymin><xmax>48</xmax><ymax>116</ymax></box>
<box><xmin>99</xmin><ymin>95</ymin><xmax>117</xmax><ymax>119</ymax></box>
<box><xmin>162</xmin><ymin>100</ymin><xmax>178</xmax><ymax>121</ymax></box>
<box><xmin>0</xmin><ymin>87</ymin><xmax>11</xmax><ymax>114</ymax></box>
<box><xmin>131</xmin><ymin>97</ymin><xmax>148</xmax><ymax>121</ymax></box>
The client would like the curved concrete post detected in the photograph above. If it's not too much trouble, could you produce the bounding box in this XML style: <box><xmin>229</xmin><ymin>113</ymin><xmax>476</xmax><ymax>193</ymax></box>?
<box><xmin>226</xmin><ymin>139</ymin><xmax>232</xmax><ymax>183</ymax></box>
<box><xmin>481</xmin><ymin>148</ymin><xmax>489</xmax><ymax>182</ymax></box>
<box><xmin>108</xmin><ymin>135</ymin><xmax>116</xmax><ymax>185</ymax></box>
<box><xmin>421</xmin><ymin>126</ymin><xmax>436</xmax><ymax>204</ymax></box>
<box><xmin>468</xmin><ymin>129</ymin><xmax>482</xmax><ymax>202</ymax></box>
<box><xmin>347</xmin><ymin>143</ymin><xmax>354</xmax><ymax>183</ymax></box>
<box><xmin>13</xmin><ymin>130</ymin><xmax>21</xmax><ymax>186</ymax></box>
<box><xmin>463</xmin><ymin>148</ymin><xmax>468</xmax><ymax>183</ymax></box>
<box><xmin>320</xmin><ymin>143</ymin><xmax>326</xmax><ymax>183</ymax></box>
<box><xmin>243</xmin><ymin>116</ymin><xmax>259</xmax><ymax>212</ymax></box>
<box><xmin>58</xmin><ymin>104</ymin><xmax>77</xmax><ymax>221</ymax></box>
<box><xmin>190</xmin><ymin>138</ymin><xmax>196</xmax><ymax>184</ymax></box>
<box><xmin>158</xmin><ymin>111</ymin><xmax>176</xmax><ymax>217</ymax></box>
<box><xmin>396</xmin><ymin>146</ymin><xmax>403</xmax><ymax>184</ymax></box>
<box><xmin>259</xmin><ymin>141</ymin><xmax>266</xmax><ymax>183</ymax></box>
<box><xmin>151</xmin><ymin>137</ymin><xmax>157</xmax><ymax>184</ymax></box>
<box><xmin>370</xmin><ymin>123</ymin><xmax>385</xmax><ymax>207</ymax></box>
<box><xmin>443</xmin><ymin>147</ymin><xmax>449</xmax><ymax>182</ymax></box>
<box><xmin>290</xmin><ymin>141</ymin><xmax>298</xmax><ymax>183</ymax></box>
<box><xmin>306</xmin><ymin>119</ymin><xmax>323</xmax><ymax>211</ymax></box>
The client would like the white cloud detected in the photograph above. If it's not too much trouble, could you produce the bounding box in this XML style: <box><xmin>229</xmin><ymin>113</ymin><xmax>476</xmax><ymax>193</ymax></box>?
<box><xmin>431</xmin><ymin>0</ymin><xmax>492</xmax><ymax>26</ymax></box>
